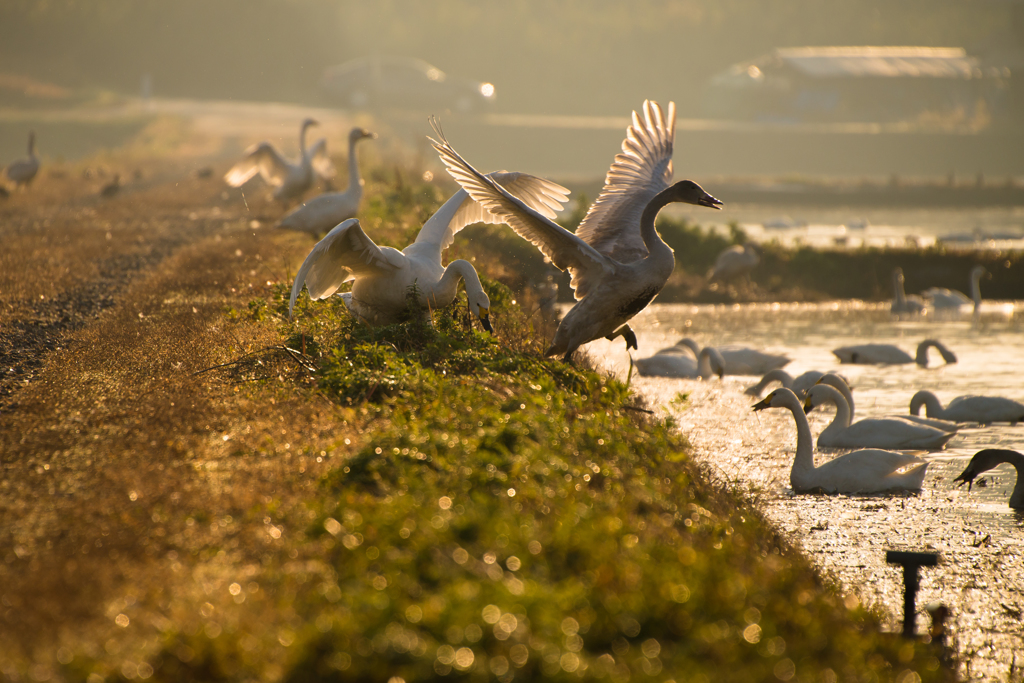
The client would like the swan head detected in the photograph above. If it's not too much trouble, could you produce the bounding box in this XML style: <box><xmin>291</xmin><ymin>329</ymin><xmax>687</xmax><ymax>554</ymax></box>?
<box><xmin>669</xmin><ymin>180</ymin><xmax>722</xmax><ymax>210</ymax></box>
<box><xmin>892</xmin><ymin>267</ymin><xmax>905</xmax><ymax>284</ymax></box>
<box><xmin>954</xmin><ymin>449</ymin><xmax>1018</xmax><ymax>492</ymax></box>
<box><xmin>470</xmin><ymin>294</ymin><xmax>492</xmax><ymax>334</ymax></box>
<box><xmin>802</xmin><ymin>384</ymin><xmax>837</xmax><ymax>414</ymax></box>
<box><xmin>752</xmin><ymin>388</ymin><xmax>797</xmax><ymax>412</ymax></box>
<box><xmin>350</xmin><ymin>127</ymin><xmax>377</xmax><ymax>142</ymax></box>
<box><xmin>301</xmin><ymin>118</ymin><xmax>320</xmax><ymax>131</ymax></box>
<box><xmin>970</xmin><ymin>265</ymin><xmax>989</xmax><ymax>281</ymax></box>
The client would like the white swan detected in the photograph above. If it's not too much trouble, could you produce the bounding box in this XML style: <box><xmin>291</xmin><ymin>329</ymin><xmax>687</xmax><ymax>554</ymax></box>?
<box><xmin>225</xmin><ymin>118</ymin><xmax>334</xmax><ymax>203</ymax></box>
<box><xmin>429</xmin><ymin>101</ymin><xmax>722</xmax><ymax>361</ymax></box>
<box><xmin>278</xmin><ymin>128</ymin><xmax>376</xmax><ymax>236</ymax></box>
<box><xmin>745</xmin><ymin>369</ymin><xmax>834</xmax><ymax>398</ymax></box>
<box><xmin>289</xmin><ymin>171</ymin><xmax>570</xmax><ymax>328</ymax></box>
<box><xmin>670</xmin><ymin>338</ymin><xmax>789</xmax><ymax>375</ymax></box>
<box><xmin>708</xmin><ymin>243</ymin><xmax>759</xmax><ymax>282</ymax></box>
<box><xmin>804</xmin><ymin>384</ymin><xmax>955</xmax><ymax>450</ymax></box>
<box><xmin>5</xmin><ymin>131</ymin><xmax>39</xmax><ymax>187</ymax></box>
<box><xmin>815</xmin><ymin>373</ymin><xmax>958</xmax><ymax>432</ymax></box>
<box><xmin>634</xmin><ymin>345</ymin><xmax>725</xmax><ymax>379</ymax></box>
<box><xmin>832</xmin><ymin>339</ymin><xmax>956</xmax><ymax>366</ymax></box>
<box><xmin>890</xmin><ymin>267</ymin><xmax>926</xmax><ymax>316</ymax></box>
<box><xmin>924</xmin><ymin>266</ymin><xmax>988</xmax><ymax>314</ymax></box>
<box><xmin>909</xmin><ymin>391</ymin><xmax>1024</xmax><ymax>424</ymax></box>
<box><xmin>954</xmin><ymin>449</ymin><xmax>1024</xmax><ymax>509</ymax></box>
<box><xmin>752</xmin><ymin>388</ymin><xmax>928</xmax><ymax>493</ymax></box>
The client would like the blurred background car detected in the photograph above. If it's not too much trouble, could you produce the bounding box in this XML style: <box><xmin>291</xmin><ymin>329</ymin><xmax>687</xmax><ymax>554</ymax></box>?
<box><xmin>321</xmin><ymin>55</ymin><xmax>496</xmax><ymax>114</ymax></box>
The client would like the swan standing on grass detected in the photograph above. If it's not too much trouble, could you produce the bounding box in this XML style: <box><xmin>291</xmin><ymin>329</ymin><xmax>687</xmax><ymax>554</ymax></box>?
<box><xmin>708</xmin><ymin>243</ymin><xmax>760</xmax><ymax>282</ymax></box>
<box><xmin>5</xmin><ymin>131</ymin><xmax>39</xmax><ymax>188</ymax></box>
<box><xmin>289</xmin><ymin>171</ymin><xmax>570</xmax><ymax>328</ymax></box>
<box><xmin>225</xmin><ymin>118</ymin><xmax>335</xmax><ymax>203</ymax></box>
<box><xmin>815</xmin><ymin>373</ymin><xmax>958</xmax><ymax>432</ymax></box>
<box><xmin>665</xmin><ymin>338</ymin><xmax>789</xmax><ymax>375</ymax></box>
<box><xmin>429</xmin><ymin>101</ymin><xmax>723</xmax><ymax>361</ymax></box>
<box><xmin>745</xmin><ymin>369</ymin><xmax>836</xmax><ymax>399</ymax></box>
<box><xmin>278</xmin><ymin>128</ymin><xmax>376</xmax><ymax>237</ymax></box>
<box><xmin>752</xmin><ymin>388</ymin><xmax>929</xmax><ymax>493</ymax></box>
<box><xmin>924</xmin><ymin>266</ymin><xmax>988</xmax><ymax>315</ymax></box>
<box><xmin>634</xmin><ymin>345</ymin><xmax>725</xmax><ymax>379</ymax></box>
<box><xmin>910</xmin><ymin>391</ymin><xmax>1024</xmax><ymax>424</ymax></box>
<box><xmin>954</xmin><ymin>449</ymin><xmax>1024</xmax><ymax>509</ymax></box>
<box><xmin>803</xmin><ymin>384</ymin><xmax>956</xmax><ymax>450</ymax></box>
<box><xmin>832</xmin><ymin>339</ymin><xmax>956</xmax><ymax>366</ymax></box>
<box><xmin>890</xmin><ymin>267</ymin><xmax>926</xmax><ymax>316</ymax></box>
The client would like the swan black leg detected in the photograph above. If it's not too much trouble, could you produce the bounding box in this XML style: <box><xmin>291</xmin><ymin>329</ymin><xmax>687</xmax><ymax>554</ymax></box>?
<box><xmin>606</xmin><ymin>324</ymin><xmax>638</xmax><ymax>351</ymax></box>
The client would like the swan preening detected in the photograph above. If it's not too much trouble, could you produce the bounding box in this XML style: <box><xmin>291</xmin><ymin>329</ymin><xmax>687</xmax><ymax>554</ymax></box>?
<box><xmin>225</xmin><ymin>118</ymin><xmax>335</xmax><ymax>203</ymax></box>
<box><xmin>803</xmin><ymin>384</ymin><xmax>955</xmax><ymax>450</ymax></box>
<box><xmin>890</xmin><ymin>267</ymin><xmax>926</xmax><ymax>316</ymax></box>
<box><xmin>278</xmin><ymin>127</ymin><xmax>376</xmax><ymax>236</ymax></box>
<box><xmin>666</xmin><ymin>338</ymin><xmax>789</xmax><ymax>375</ymax></box>
<box><xmin>429</xmin><ymin>100</ymin><xmax>723</xmax><ymax>361</ymax></box>
<box><xmin>832</xmin><ymin>339</ymin><xmax>956</xmax><ymax>366</ymax></box>
<box><xmin>954</xmin><ymin>449</ymin><xmax>1024</xmax><ymax>508</ymax></box>
<box><xmin>752</xmin><ymin>388</ymin><xmax>928</xmax><ymax>493</ymax></box>
<box><xmin>746</xmin><ymin>369</ymin><xmax>837</xmax><ymax>399</ymax></box>
<box><xmin>5</xmin><ymin>131</ymin><xmax>39</xmax><ymax>187</ymax></box>
<box><xmin>924</xmin><ymin>265</ymin><xmax>988</xmax><ymax>315</ymax></box>
<box><xmin>289</xmin><ymin>171</ymin><xmax>570</xmax><ymax>329</ymax></box>
<box><xmin>708</xmin><ymin>243</ymin><xmax>759</xmax><ymax>282</ymax></box>
<box><xmin>910</xmin><ymin>391</ymin><xmax>1024</xmax><ymax>424</ymax></box>
<box><xmin>815</xmin><ymin>373</ymin><xmax>958</xmax><ymax>432</ymax></box>
<box><xmin>634</xmin><ymin>345</ymin><xmax>726</xmax><ymax>379</ymax></box>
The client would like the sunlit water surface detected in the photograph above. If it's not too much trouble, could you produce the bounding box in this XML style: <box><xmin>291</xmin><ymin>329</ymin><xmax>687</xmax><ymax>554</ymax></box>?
<box><xmin>582</xmin><ymin>301</ymin><xmax>1024</xmax><ymax>680</ymax></box>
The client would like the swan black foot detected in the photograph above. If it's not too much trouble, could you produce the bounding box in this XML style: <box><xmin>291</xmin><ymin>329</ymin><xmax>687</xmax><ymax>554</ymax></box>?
<box><xmin>606</xmin><ymin>325</ymin><xmax>637</xmax><ymax>351</ymax></box>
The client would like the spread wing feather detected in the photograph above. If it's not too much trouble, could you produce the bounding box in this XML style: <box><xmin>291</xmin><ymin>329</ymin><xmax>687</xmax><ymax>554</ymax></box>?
<box><xmin>224</xmin><ymin>142</ymin><xmax>292</xmax><ymax>187</ymax></box>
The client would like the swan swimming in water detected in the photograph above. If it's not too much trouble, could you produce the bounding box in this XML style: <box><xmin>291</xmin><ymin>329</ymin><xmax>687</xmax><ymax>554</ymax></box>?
<box><xmin>5</xmin><ymin>131</ymin><xmax>39</xmax><ymax>188</ymax></box>
<box><xmin>278</xmin><ymin>127</ymin><xmax>376</xmax><ymax>236</ymax></box>
<box><xmin>634</xmin><ymin>345</ymin><xmax>725</xmax><ymax>379</ymax></box>
<box><xmin>832</xmin><ymin>339</ymin><xmax>956</xmax><ymax>366</ymax></box>
<box><xmin>289</xmin><ymin>171</ymin><xmax>570</xmax><ymax>328</ymax></box>
<box><xmin>909</xmin><ymin>391</ymin><xmax>1024</xmax><ymax>424</ymax></box>
<box><xmin>429</xmin><ymin>101</ymin><xmax>722</xmax><ymax>361</ymax></box>
<box><xmin>752</xmin><ymin>388</ymin><xmax>929</xmax><ymax>494</ymax></box>
<box><xmin>666</xmin><ymin>338</ymin><xmax>789</xmax><ymax>375</ymax></box>
<box><xmin>954</xmin><ymin>449</ymin><xmax>1024</xmax><ymax>509</ymax></box>
<box><xmin>745</xmin><ymin>369</ymin><xmax>839</xmax><ymax>399</ymax></box>
<box><xmin>890</xmin><ymin>267</ymin><xmax>926</xmax><ymax>316</ymax></box>
<box><xmin>803</xmin><ymin>384</ymin><xmax>956</xmax><ymax>450</ymax></box>
<box><xmin>924</xmin><ymin>266</ymin><xmax>988</xmax><ymax>315</ymax></box>
<box><xmin>814</xmin><ymin>373</ymin><xmax>958</xmax><ymax>432</ymax></box>
<box><xmin>225</xmin><ymin>118</ymin><xmax>335</xmax><ymax>203</ymax></box>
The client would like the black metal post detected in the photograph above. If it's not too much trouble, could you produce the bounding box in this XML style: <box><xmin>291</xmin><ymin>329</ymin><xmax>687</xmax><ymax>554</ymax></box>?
<box><xmin>885</xmin><ymin>550</ymin><xmax>940</xmax><ymax>638</ymax></box>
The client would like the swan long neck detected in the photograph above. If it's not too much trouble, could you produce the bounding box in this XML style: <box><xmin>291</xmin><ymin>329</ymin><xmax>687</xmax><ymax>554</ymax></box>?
<box><xmin>299</xmin><ymin>123</ymin><xmax>312</xmax><ymax>160</ymax></box>
<box><xmin>910</xmin><ymin>391</ymin><xmax>942</xmax><ymax>418</ymax></box>
<box><xmin>1007</xmin><ymin>453</ymin><xmax>1024</xmax><ymax>508</ymax></box>
<box><xmin>893</xmin><ymin>271</ymin><xmax>906</xmax><ymax>304</ymax></box>
<box><xmin>430</xmin><ymin>259</ymin><xmax>480</xmax><ymax>308</ymax></box>
<box><xmin>639</xmin><ymin>187</ymin><xmax>677</xmax><ymax>262</ymax></box>
<box><xmin>27</xmin><ymin>132</ymin><xmax>35</xmax><ymax>156</ymax></box>
<box><xmin>346</xmin><ymin>135</ymin><xmax>364</xmax><ymax>196</ymax></box>
<box><xmin>822</xmin><ymin>375</ymin><xmax>855</xmax><ymax>418</ymax></box>
<box><xmin>750</xmin><ymin>369</ymin><xmax>793</xmax><ymax>395</ymax></box>
<box><xmin>820</xmin><ymin>385</ymin><xmax>852</xmax><ymax>429</ymax></box>
<box><xmin>970</xmin><ymin>269</ymin><xmax>983</xmax><ymax>310</ymax></box>
<box><xmin>783</xmin><ymin>394</ymin><xmax>817</xmax><ymax>477</ymax></box>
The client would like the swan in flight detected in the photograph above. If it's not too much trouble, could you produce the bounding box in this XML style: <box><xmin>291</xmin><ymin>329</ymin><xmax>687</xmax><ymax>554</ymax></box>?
<box><xmin>667</xmin><ymin>338</ymin><xmax>789</xmax><ymax>375</ymax></box>
<box><xmin>708</xmin><ymin>243</ymin><xmax>759</xmax><ymax>282</ymax></box>
<box><xmin>954</xmin><ymin>449</ymin><xmax>1024</xmax><ymax>509</ymax></box>
<box><xmin>634</xmin><ymin>345</ymin><xmax>725</xmax><ymax>379</ymax></box>
<box><xmin>910</xmin><ymin>391</ymin><xmax>1024</xmax><ymax>424</ymax></box>
<box><xmin>832</xmin><ymin>339</ymin><xmax>956</xmax><ymax>366</ymax></box>
<box><xmin>814</xmin><ymin>373</ymin><xmax>957</xmax><ymax>432</ymax></box>
<box><xmin>289</xmin><ymin>171</ymin><xmax>570</xmax><ymax>329</ymax></box>
<box><xmin>803</xmin><ymin>384</ymin><xmax>955</xmax><ymax>450</ymax></box>
<box><xmin>429</xmin><ymin>101</ymin><xmax>722</xmax><ymax>361</ymax></box>
<box><xmin>5</xmin><ymin>131</ymin><xmax>39</xmax><ymax>187</ymax></box>
<box><xmin>890</xmin><ymin>267</ymin><xmax>926</xmax><ymax>316</ymax></box>
<box><xmin>278</xmin><ymin>128</ymin><xmax>376</xmax><ymax>237</ymax></box>
<box><xmin>924</xmin><ymin>266</ymin><xmax>988</xmax><ymax>315</ymax></box>
<box><xmin>752</xmin><ymin>388</ymin><xmax>928</xmax><ymax>493</ymax></box>
<box><xmin>225</xmin><ymin>118</ymin><xmax>334</xmax><ymax>203</ymax></box>
<box><xmin>745</xmin><ymin>369</ymin><xmax>836</xmax><ymax>399</ymax></box>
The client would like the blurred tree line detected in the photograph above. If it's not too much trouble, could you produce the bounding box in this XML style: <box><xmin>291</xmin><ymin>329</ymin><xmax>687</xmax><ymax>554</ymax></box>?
<box><xmin>0</xmin><ymin>0</ymin><xmax>1011</xmax><ymax>115</ymax></box>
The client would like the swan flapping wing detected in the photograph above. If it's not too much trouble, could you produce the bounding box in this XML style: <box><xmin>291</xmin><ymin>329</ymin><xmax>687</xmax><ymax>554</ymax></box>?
<box><xmin>225</xmin><ymin>142</ymin><xmax>292</xmax><ymax>188</ymax></box>
<box><xmin>308</xmin><ymin>138</ymin><xmax>337</xmax><ymax>180</ymax></box>
<box><xmin>573</xmin><ymin>100</ymin><xmax>675</xmax><ymax>263</ymax></box>
<box><xmin>415</xmin><ymin>171</ymin><xmax>571</xmax><ymax>251</ymax></box>
<box><xmin>429</xmin><ymin>123</ymin><xmax>610</xmax><ymax>299</ymax></box>
<box><xmin>289</xmin><ymin>218</ymin><xmax>405</xmax><ymax>316</ymax></box>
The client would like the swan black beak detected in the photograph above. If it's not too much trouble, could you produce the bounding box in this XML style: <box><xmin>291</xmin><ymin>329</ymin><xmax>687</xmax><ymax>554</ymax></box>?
<box><xmin>803</xmin><ymin>398</ymin><xmax>815</xmax><ymax>415</ymax></box>
<box><xmin>478</xmin><ymin>308</ymin><xmax>493</xmax><ymax>334</ymax></box>
<box><xmin>953</xmin><ymin>469</ymin><xmax>975</xmax><ymax>492</ymax></box>
<box><xmin>751</xmin><ymin>395</ymin><xmax>772</xmax><ymax>412</ymax></box>
<box><xmin>699</xmin><ymin>193</ymin><xmax>723</xmax><ymax>210</ymax></box>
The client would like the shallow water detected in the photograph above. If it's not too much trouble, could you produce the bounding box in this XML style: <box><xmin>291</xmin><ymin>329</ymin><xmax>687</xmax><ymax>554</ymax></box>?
<box><xmin>583</xmin><ymin>301</ymin><xmax>1024</xmax><ymax>681</ymax></box>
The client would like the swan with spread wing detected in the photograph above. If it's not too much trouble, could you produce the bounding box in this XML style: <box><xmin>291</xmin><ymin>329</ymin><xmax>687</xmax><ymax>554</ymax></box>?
<box><xmin>225</xmin><ymin>118</ymin><xmax>335</xmax><ymax>203</ymax></box>
<box><xmin>430</xmin><ymin>100</ymin><xmax>722</xmax><ymax>361</ymax></box>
